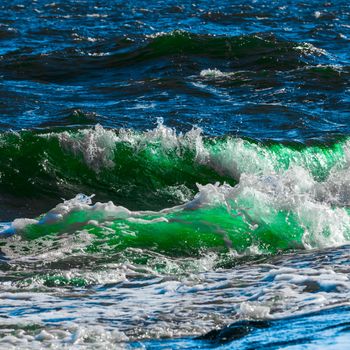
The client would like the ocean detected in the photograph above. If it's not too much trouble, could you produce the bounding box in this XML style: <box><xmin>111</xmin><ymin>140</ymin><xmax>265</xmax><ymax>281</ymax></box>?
<box><xmin>0</xmin><ymin>0</ymin><xmax>350</xmax><ymax>348</ymax></box>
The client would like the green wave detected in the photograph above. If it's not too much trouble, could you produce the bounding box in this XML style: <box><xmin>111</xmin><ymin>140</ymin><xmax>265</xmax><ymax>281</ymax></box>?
<box><xmin>2</xmin><ymin>31</ymin><xmax>323</xmax><ymax>82</ymax></box>
<box><xmin>2</xmin><ymin>124</ymin><xmax>350</xmax><ymax>258</ymax></box>
<box><xmin>4</xmin><ymin>178</ymin><xmax>350</xmax><ymax>259</ymax></box>
<box><xmin>0</xmin><ymin>125</ymin><xmax>347</xmax><ymax>207</ymax></box>
<box><xmin>0</xmin><ymin>126</ymin><xmax>230</xmax><ymax>211</ymax></box>
<box><xmin>109</xmin><ymin>31</ymin><xmax>319</xmax><ymax>70</ymax></box>
<box><xmin>17</xmin><ymin>200</ymin><xmax>303</xmax><ymax>256</ymax></box>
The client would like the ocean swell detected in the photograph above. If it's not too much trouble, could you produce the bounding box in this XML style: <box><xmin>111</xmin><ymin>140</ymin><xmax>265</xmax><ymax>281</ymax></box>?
<box><xmin>0</xmin><ymin>31</ymin><xmax>326</xmax><ymax>82</ymax></box>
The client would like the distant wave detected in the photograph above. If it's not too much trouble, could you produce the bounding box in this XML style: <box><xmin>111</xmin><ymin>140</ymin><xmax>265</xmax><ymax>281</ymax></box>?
<box><xmin>0</xmin><ymin>31</ymin><xmax>330</xmax><ymax>82</ymax></box>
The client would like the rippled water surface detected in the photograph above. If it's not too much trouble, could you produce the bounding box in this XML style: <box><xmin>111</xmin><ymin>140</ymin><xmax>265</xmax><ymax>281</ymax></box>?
<box><xmin>1</xmin><ymin>0</ymin><xmax>350</xmax><ymax>348</ymax></box>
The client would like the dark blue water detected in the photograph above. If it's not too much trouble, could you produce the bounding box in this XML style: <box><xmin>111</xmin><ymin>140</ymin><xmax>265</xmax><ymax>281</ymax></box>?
<box><xmin>1</xmin><ymin>0</ymin><xmax>349</xmax><ymax>138</ymax></box>
<box><xmin>1</xmin><ymin>0</ymin><xmax>350</xmax><ymax>348</ymax></box>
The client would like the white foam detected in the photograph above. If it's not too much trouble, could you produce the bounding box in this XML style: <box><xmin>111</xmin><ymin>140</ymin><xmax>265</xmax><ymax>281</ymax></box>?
<box><xmin>0</xmin><ymin>218</ymin><xmax>38</xmax><ymax>236</ymax></box>
<box><xmin>52</xmin><ymin>120</ymin><xmax>209</xmax><ymax>172</ymax></box>
<box><xmin>57</xmin><ymin>124</ymin><xmax>118</xmax><ymax>170</ymax></box>
<box><xmin>0</xmin><ymin>323</ymin><xmax>128</xmax><ymax>349</ymax></box>
<box><xmin>295</xmin><ymin>42</ymin><xmax>327</xmax><ymax>56</ymax></box>
<box><xmin>239</xmin><ymin>302</ymin><xmax>271</xmax><ymax>319</ymax></box>
<box><xmin>200</xmin><ymin>68</ymin><xmax>231</xmax><ymax>78</ymax></box>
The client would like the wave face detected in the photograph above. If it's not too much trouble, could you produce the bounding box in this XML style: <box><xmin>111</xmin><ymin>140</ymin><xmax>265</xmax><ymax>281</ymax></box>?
<box><xmin>2</xmin><ymin>124</ymin><xmax>350</xmax><ymax>256</ymax></box>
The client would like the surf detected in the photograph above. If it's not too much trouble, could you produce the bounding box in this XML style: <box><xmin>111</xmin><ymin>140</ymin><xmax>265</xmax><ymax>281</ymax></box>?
<box><xmin>2</xmin><ymin>122</ymin><xmax>350</xmax><ymax>258</ymax></box>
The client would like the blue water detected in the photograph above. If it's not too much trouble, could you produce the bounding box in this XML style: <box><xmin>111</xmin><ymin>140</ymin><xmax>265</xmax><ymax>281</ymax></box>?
<box><xmin>1</xmin><ymin>0</ymin><xmax>349</xmax><ymax>138</ymax></box>
<box><xmin>1</xmin><ymin>0</ymin><xmax>350</xmax><ymax>348</ymax></box>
